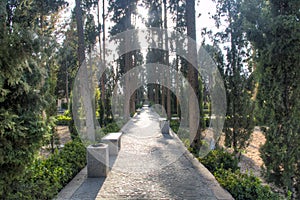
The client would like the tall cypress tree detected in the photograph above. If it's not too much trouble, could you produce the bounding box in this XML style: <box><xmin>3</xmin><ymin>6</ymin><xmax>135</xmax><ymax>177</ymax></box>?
<box><xmin>186</xmin><ymin>0</ymin><xmax>203</xmax><ymax>150</ymax></box>
<box><xmin>0</xmin><ymin>0</ymin><xmax>66</xmax><ymax>196</ymax></box>
<box><xmin>144</xmin><ymin>0</ymin><xmax>164</xmax><ymax>105</ymax></box>
<box><xmin>108</xmin><ymin>0</ymin><xmax>142</xmax><ymax>120</ymax></box>
<box><xmin>211</xmin><ymin>0</ymin><xmax>254</xmax><ymax>155</ymax></box>
<box><xmin>243</xmin><ymin>0</ymin><xmax>300</xmax><ymax>196</ymax></box>
<box><xmin>169</xmin><ymin>0</ymin><xmax>186</xmax><ymax>117</ymax></box>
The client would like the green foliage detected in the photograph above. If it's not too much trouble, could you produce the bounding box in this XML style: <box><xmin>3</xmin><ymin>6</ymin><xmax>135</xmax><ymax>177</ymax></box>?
<box><xmin>68</xmin><ymin>97</ymin><xmax>79</xmax><ymax>140</ymax></box>
<box><xmin>56</xmin><ymin>113</ymin><xmax>72</xmax><ymax>126</ymax></box>
<box><xmin>198</xmin><ymin>149</ymin><xmax>281</xmax><ymax>199</ymax></box>
<box><xmin>42</xmin><ymin>116</ymin><xmax>60</xmax><ymax>153</ymax></box>
<box><xmin>101</xmin><ymin>122</ymin><xmax>120</xmax><ymax>135</ymax></box>
<box><xmin>214</xmin><ymin>169</ymin><xmax>282</xmax><ymax>200</ymax></box>
<box><xmin>243</xmin><ymin>0</ymin><xmax>300</xmax><ymax>196</ymax></box>
<box><xmin>199</xmin><ymin>149</ymin><xmax>239</xmax><ymax>172</ymax></box>
<box><xmin>0</xmin><ymin>0</ymin><xmax>67</xmax><ymax>197</ymax></box>
<box><xmin>55</xmin><ymin>21</ymin><xmax>78</xmax><ymax>100</ymax></box>
<box><xmin>7</xmin><ymin>140</ymin><xmax>86</xmax><ymax>199</ymax></box>
<box><xmin>0</xmin><ymin>111</ymin><xmax>46</xmax><ymax>197</ymax></box>
<box><xmin>95</xmin><ymin>122</ymin><xmax>120</xmax><ymax>142</ymax></box>
<box><xmin>170</xmin><ymin>119</ymin><xmax>179</xmax><ymax>133</ymax></box>
<box><xmin>130</xmin><ymin>112</ymin><xmax>135</xmax><ymax>117</ymax></box>
<box><xmin>207</xmin><ymin>0</ymin><xmax>255</xmax><ymax>154</ymax></box>
<box><xmin>135</xmin><ymin>102</ymin><xmax>143</xmax><ymax>110</ymax></box>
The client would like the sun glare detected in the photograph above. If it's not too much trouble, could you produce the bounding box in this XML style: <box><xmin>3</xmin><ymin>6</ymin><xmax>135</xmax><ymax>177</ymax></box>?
<box><xmin>135</xmin><ymin>4</ymin><xmax>148</xmax><ymax>28</ymax></box>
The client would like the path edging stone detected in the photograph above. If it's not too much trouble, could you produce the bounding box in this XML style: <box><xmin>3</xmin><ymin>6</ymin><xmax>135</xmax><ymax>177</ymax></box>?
<box><xmin>170</xmin><ymin>130</ymin><xmax>234</xmax><ymax>200</ymax></box>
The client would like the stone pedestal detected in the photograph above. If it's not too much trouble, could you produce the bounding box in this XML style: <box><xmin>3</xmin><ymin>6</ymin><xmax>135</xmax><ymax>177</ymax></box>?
<box><xmin>101</xmin><ymin>132</ymin><xmax>122</xmax><ymax>156</ymax></box>
<box><xmin>159</xmin><ymin>118</ymin><xmax>169</xmax><ymax>134</ymax></box>
<box><xmin>87</xmin><ymin>143</ymin><xmax>109</xmax><ymax>178</ymax></box>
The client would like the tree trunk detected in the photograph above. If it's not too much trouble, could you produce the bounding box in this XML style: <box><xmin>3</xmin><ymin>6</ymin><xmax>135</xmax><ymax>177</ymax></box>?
<box><xmin>101</xmin><ymin>0</ymin><xmax>106</xmax><ymax>124</ymax></box>
<box><xmin>186</xmin><ymin>0</ymin><xmax>201</xmax><ymax>149</ymax></box>
<box><xmin>163</xmin><ymin>0</ymin><xmax>171</xmax><ymax>120</ymax></box>
<box><xmin>124</xmin><ymin>0</ymin><xmax>132</xmax><ymax>120</ymax></box>
<box><xmin>66</xmin><ymin>69</ymin><xmax>69</xmax><ymax>105</ymax></box>
<box><xmin>75</xmin><ymin>0</ymin><xmax>95</xmax><ymax>141</ymax></box>
<box><xmin>97</xmin><ymin>0</ymin><xmax>102</xmax><ymax>57</ymax></box>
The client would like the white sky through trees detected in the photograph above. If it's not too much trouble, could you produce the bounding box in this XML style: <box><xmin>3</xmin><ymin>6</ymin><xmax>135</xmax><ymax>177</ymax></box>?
<box><xmin>60</xmin><ymin>0</ymin><xmax>217</xmax><ymax>45</ymax></box>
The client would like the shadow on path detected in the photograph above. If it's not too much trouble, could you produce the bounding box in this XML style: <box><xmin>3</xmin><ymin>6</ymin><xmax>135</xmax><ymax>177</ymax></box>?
<box><xmin>56</xmin><ymin>156</ymin><xmax>118</xmax><ymax>199</ymax></box>
<box><xmin>57</xmin><ymin>106</ymin><xmax>232</xmax><ymax>199</ymax></box>
<box><xmin>96</xmin><ymin>107</ymin><xmax>233</xmax><ymax>199</ymax></box>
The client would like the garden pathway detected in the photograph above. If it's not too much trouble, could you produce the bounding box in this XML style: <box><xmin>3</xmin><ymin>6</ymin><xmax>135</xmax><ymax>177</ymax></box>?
<box><xmin>95</xmin><ymin>106</ymin><xmax>233</xmax><ymax>200</ymax></box>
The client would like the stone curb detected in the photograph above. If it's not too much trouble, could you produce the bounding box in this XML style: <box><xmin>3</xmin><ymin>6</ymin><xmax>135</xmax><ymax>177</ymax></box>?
<box><xmin>55</xmin><ymin>166</ymin><xmax>88</xmax><ymax>200</ymax></box>
<box><xmin>170</xmin><ymin>130</ymin><xmax>234</xmax><ymax>200</ymax></box>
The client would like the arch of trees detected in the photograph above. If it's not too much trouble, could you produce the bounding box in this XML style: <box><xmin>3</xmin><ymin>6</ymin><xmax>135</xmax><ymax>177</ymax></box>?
<box><xmin>0</xmin><ymin>0</ymin><xmax>299</xmax><ymax>198</ymax></box>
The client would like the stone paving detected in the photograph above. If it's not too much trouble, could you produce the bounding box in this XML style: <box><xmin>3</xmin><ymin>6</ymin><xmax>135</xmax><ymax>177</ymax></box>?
<box><xmin>96</xmin><ymin>106</ymin><xmax>233</xmax><ymax>200</ymax></box>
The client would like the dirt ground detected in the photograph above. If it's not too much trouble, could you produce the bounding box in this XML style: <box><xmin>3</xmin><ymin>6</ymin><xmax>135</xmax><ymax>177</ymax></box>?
<box><xmin>56</xmin><ymin>126</ymin><xmax>72</xmax><ymax>145</ymax></box>
<box><xmin>238</xmin><ymin>129</ymin><xmax>266</xmax><ymax>178</ymax></box>
<box><xmin>39</xmin><ymin>126</ymin><xmax>72</xmax><ymax>158</ymax></box>
<box><xmin>217</xmin><ymin>127</ymin><xmax>267</xmax><ymax>179</ymax></box>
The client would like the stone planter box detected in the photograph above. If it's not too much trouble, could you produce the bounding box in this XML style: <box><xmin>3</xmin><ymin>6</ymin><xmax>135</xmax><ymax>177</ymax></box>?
<box><xmin>101</xmin><ymin>132</ymin><xmax>122</xmax><ymax>156</ymax></box>
<box><xmin>87</xmin><ymin>143</ymin><xmax>109</xmax><ymax>178</ymax></box>
<box><xmin>159</xmin><ymin>118</ymin><xmax>169</xmax><ymax>134</ymax></box>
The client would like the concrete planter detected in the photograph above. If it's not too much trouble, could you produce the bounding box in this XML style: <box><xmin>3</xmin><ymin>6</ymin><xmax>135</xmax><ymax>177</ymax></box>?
<box><xmin>87</xmin><ymin>143</ymin><xmax>109</xmax><ymax>178</ymax></box>
<box><xmin>101</xmin><ymin>132</ymin><xmax>122</xmax><ymax>156</ymax></box>
<box><xmin>159</xmin><ymin>118</ymin><xmax>169</xmax><ymax>134</ymax></box>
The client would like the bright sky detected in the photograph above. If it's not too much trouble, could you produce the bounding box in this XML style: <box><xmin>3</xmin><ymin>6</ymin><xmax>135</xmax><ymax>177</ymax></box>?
<box><xmin>196</xmin><ymin>0</ymin><xmax>217</xmax><ymax>43</ymax></box>
<box><xmin>135</xmin><ymin>0</ymin><xmax>217</xmax><ymax>44</ymax></box>
<box><xmin>60</xmin><ymin>0</ymin><xmax>217</xmax><ymax>45</ymax></box>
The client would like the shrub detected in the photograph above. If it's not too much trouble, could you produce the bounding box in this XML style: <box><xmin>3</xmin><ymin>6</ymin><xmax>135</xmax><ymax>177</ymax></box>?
<box><xmin>130</xmin><ymin>112</ymin><xmax>135</xmax><ymax>117</ymax></box>
<box><xmin>101</xmin><ymin>122</ymin><xmax>120</xmax><ymax>135</ymax></box>
<box><xmin>7</xmin><ymin>140</ymin><xmax>86</xmax><ymax>199</ymax></box>
<box><xmin>135</xmin><ymin>103</ymin><xmax>143</xmax><ymax>109</ymax></box>
<box><xmin>170</xmin><ymin>120</ymin><xmax>179</xmax><ymax>133</ymax></box>
<box><xmin>199</xmin><ymin>149</ymin><xmax>239</xmax><ymax>172</ymax></box>
<box><xmin>56</xmin><ymin>113</ymin><xmax>72</xmax><ymax>125</ymax></box>
<box><xmin>214</xmin><ymin>168</ymin><xmax>282</xmax><ymax>200</ymax></box>
<box><xmin>198</xmin><ymin>149</ymin><xmax>282</xmax><ymax>200</ymax></box>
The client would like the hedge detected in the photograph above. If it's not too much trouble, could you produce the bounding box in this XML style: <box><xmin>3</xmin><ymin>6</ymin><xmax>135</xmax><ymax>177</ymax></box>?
<box><xmin>7</xmin><ymin>140</ymin><xmax>86</xmax><ymax>199</ymax></box>
<box><xmin>214</xmin><ymin>168</ymin><xmax>282</xmax><ymax>200</ymax></box>
<box><xmin>199</xmin><ymin>149</ymin><xmax>282</xmax><ymax>200</ymax></box>
<box><xmin>55</xmin><ymin>114</ymin><xmax>72</xmax><ymax>126</ymax></box>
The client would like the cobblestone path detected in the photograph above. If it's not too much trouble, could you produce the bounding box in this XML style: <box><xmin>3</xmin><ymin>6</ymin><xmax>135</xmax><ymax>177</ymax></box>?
<box><xmin>96</xmin><ymin>106</ymin><xmax>233</xmax><ymax>200</ymax></box>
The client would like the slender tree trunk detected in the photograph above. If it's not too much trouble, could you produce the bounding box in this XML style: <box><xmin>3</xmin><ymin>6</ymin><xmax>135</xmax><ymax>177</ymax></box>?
<box><xmin>101</xmin><ymin>0</ymin><xmax>106</xmax><ymax>124</ymax></box>
<box><xmin>227</xmin><ymin>1</ymin><xmax>238</xmax><ymax>153</ymax></box>
<box><xmin>163</xmin><ymin>0</ymin><xmax>171</xmax><ymax>120</ymax></box>
<box><xmin>130</xmin><ymin>52</ymin><xmax>137</xmax><ymax>114</ymax></box>
<box><xmin>162</xmin><ymin>83</ymin><xmax>165</xmax><ymax>113</ymax></box>
<box><xmin>155</xmin><ymin>84</ymin><xmax>159</xmax><ymax>104</ymax></box>
<box><xmin>124</xmin><ymin>0</ymin><xmax>132</xmax><ymax>120</ymax></box>
<box><xmin>75</xmin><ymin>0</ymin><xmax>95</xmax><ymax>141</ymax></box>
<box><xmin>97</xmin><ymin>0</ymin><xmax>102</xmax><ymax>57</ymax></box>
<box><xmin>66</xmin><ymin>69</ymin><xmax>69</xmax><ymax>104</ymax></box>
<box><xmin>176</xmin><ymin>55</ymin><xmax>180</xmax><ymax>116</ymax></box>
<box><xmin>175</xmin><ymin>4</ymin><xmax>180</xmax><ymax>117</ymax></box>
<box><xmin>161</xmin><ymin>1</ymin><xmax>165</xmax><ymax>115</ymax></box>
<box><xmin>186</xmin><ymin>0</ymin><xmax>201</xmax><ymax>149</ymax></box>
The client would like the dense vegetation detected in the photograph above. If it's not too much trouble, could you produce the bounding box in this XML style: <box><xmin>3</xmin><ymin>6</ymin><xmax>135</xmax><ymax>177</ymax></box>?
<box><xmin>7</xmin><ymin>140</ymin><xmax>86</xmax><ymax>199</ymax></box>
<box><xmin>199</xmin><ymin>150</ymin><xmax>282</xmax><ymax>200</ymax></box>
<box><xmin>0</xmin><ymin>0</ymin><xmax>299</xmax><ymax>198</ymax></box>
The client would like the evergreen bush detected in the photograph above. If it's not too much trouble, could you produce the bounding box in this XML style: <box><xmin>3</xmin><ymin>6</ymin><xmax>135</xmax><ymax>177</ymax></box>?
<box><xmin>56</xmin><ymin>114</ymin><xmax>72</xmax><ymax>126</ymax></box>
<box><xmin>199</xmin><ymin>149</ymin><xmax>239</xmax><ymax>172</ymax></box>
<box><xmin>214</xmin><ymin>169</ymin><xmax>282</xmax><ymax>200</ymax></box>
<box><xmin>7</xmin><ymin>140</ymin><xmax>86</xmax><ymax>199</ymax></box>
<box><xmin>199</xmin><ymin>149</ymin><xmax>282</xmax><ymax>199</ymax></box>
